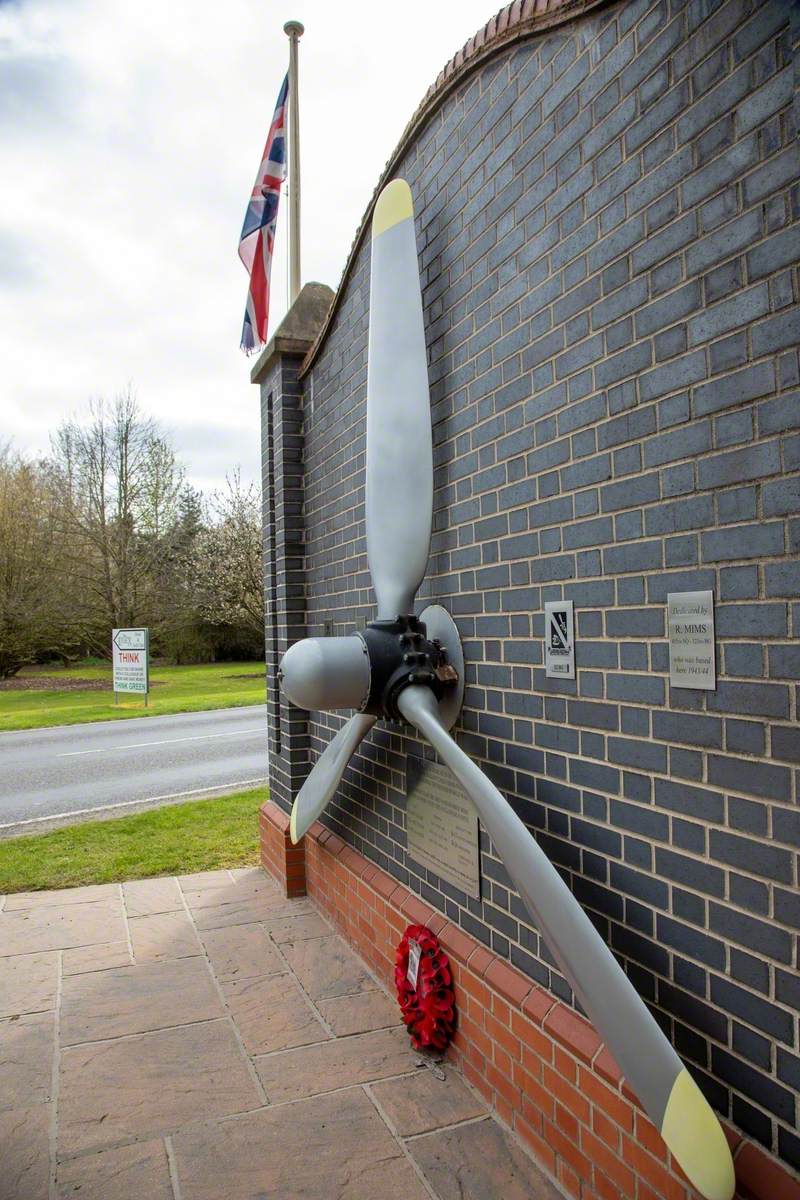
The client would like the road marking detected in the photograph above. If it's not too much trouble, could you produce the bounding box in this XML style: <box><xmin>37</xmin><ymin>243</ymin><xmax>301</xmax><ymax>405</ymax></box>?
<box><xmin>57</xmin><ymin>728</ymin><xmax>264</xmax><ymax>757</ymax></box>
<box><xmin>0</xmin><ymin>778</ymin><xmax>269</xmax><ymax>831</ymax></box>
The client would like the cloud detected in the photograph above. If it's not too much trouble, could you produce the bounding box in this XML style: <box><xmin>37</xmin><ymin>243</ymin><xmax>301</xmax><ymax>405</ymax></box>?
<box><xmin>0</xmin><ymin>228</ymin><xmax>39</xmax><ymax>285</ymax></box>
<box><xmin>0</xmin><ymin>0</ymin><xmax>498</xmax><ymax>494</ymax></box>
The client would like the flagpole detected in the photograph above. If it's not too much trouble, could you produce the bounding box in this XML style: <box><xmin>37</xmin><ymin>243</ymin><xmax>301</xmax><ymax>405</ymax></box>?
<box><xmin>284</xmin><ymin>19</ymin><xmax>304</xmax><ymax>306</ymax></box>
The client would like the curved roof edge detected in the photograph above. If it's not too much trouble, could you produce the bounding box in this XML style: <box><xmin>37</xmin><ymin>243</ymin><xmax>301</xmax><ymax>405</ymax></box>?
<box><xmin>300</xmin><ymin>0</ymin><xmax>612</xmax><ymax>378</ymax></box>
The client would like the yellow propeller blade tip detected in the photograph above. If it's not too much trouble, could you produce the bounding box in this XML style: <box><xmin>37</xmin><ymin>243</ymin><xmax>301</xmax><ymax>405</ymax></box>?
<box><xmin>661</xmin><ymin>1069</ymin><xmax>735</xmax><ymax>1200</ymax></box>
<box><xmin>372</xmin><ymin>179</ymin><xmax>413</xmax><ymax>238</ymax></box>
<box><xmin>289</xmin><ymin>803</ymin><xmax>300</xmax><ymax>845</ymax></box>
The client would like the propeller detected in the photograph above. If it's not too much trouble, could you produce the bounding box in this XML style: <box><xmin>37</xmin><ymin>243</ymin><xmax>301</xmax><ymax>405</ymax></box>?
<box><xmin>277</xmin><ymin>177</ymin><xmax>735</xmax><ymax>1200</ymax></box>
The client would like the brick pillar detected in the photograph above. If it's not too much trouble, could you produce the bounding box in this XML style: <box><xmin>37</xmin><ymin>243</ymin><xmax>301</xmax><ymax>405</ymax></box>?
<box><xmin>251</xmin><ymin>283</ymin><xmax>333</xmax><ymax>896</ymax></box>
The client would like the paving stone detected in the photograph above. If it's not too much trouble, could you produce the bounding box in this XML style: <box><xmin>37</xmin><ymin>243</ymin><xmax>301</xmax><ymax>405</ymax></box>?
<box><xmin>407</xmin><ymin>1117</ymin><xmax>562</xmax><ymax>1200</ymax></box>
<box><xmin>0</xmin><ymin>1103</ymin><xmax>51</xmax><ymax>1200</ymax></box>
<box><xmin>281</xmin><ymin>934</ymin><xmax>374</xmax><ymax>999</ymax></box>
<box><xmin>122</xmin><ymin>877</ymin><xmax>184</xmax><ymax>917</ymax></box>
<box><xmin>0</xmin><ymin>1010</ymin><xmax>54</xmax><ymax>1111</ymax></box>
<box><xmin>3</xmin><ymin>884</ymin><xmax>118</xmax><ymax>910</ymax></box>
<box><xmin>171</xmin><ymin>1086</ymin><xmax>426</xmax><ymax>1200</ymax></box>
<box><xmin>223</xmin><ymin>972</ymin><xmax>329</xmax><ymax>1055</ymax></box>
<box><xmin>267</xmin><ymin>911</ymin><xmax>332</xmax><ymax>942</ymax></box>
<box><xmin>201</xmin><ymin>922</ymin><xmax>285</xmax><ymax>981</ymax></box>
<box><xmin>254</xmin><ymin>1026</ymin><xmax>413</xmax><ymax>1102</ymax></box>
<box><xmin>129</xmin><ymin>910</ymin><xmax>202</xmax><ymax>962</ymax></box>
<box><xmin>336</xmin><ymin>1155</ymin><xmax>431</xmax><ymax>1200</ymax></box>
<box><xmin>182</xmin><ymin>876</ymin><xmax>280</xmax><ymax>910</ymax></box>
<box><xmin>60</xmin><ymin>957</ymin><xmax>222</xmax><ymax>1044</ymax></box>
<box><xmin>56</xmin><ymin>1137</ymin><xmax>174</xmax><ymax>1200</ymax></box>
<box><xmin>316</xmin><ymin>989</ymin><xmax>401</xmax><ymax>1036</ymax></box>
<box><xmin>62</xmin><ymin>941</ymin><xmax>132</xmax><ymax>975</ymax></box>
<box><xmin>0</xmin><ymin>898</ymin><xmax>126</xmax><ymax>956</ymax></box>
<box><xmin>58</xmin><ymin>1019</ymin><xmax>260</xmax><ymax>1156</ymax></box>
<box><xmin>228</xmin><ymin>866</ymin><xmax>271</xmax><ymax>884</ymax></box>
<box><xmin>372</xmin><ymin>1067</ymin><xmax>485</xmax><ymax>1136</ymax></box>
<box><xmin>0</xmin><ymin>950</ymin><xmax>59</xmax><ymax>1017</ymax></box>
<box><xmin>192</xmin><ymin>896</ymin><xmax>311</xmax><ymax>931</ymax></box>
<box><xmin>177</xmin><ymin>870</ymin><xmax>236</xmax><ymax>891</ymax></box>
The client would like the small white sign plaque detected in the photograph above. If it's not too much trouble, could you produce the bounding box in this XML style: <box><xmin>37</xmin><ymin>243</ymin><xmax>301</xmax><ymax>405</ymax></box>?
<box><xmin>112</xmin><ymin>627</ymin><xmax>149</xmax><ymax>695</ymax></box>
<box><xmin>667</xmin><ymin>591</ymin><xmax>716</xmax><ymax>690</ymax></box>
<box><xmin>544</xmin><ymin>600</ymin><xmax>575</xmax><ymax>679</ymax></box>
<box><xmin>407</xmin><ymin>939</ymin><xmax>422</xmax><ymax>989</ymax></box>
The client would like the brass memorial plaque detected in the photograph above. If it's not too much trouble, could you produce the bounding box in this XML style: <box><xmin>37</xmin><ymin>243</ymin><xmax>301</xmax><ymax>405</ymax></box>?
<box><xmin>406</xmin><ymin>759</ymin><xmax>481</xmax><ymax>900</ymax></box>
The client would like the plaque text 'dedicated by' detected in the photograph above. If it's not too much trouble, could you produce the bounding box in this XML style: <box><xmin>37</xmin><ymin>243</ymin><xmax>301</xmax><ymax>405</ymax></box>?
<box><xmin>406</xmin><ymin>759</ymin><xmax>481</xmax><ymax>900</ymax></box>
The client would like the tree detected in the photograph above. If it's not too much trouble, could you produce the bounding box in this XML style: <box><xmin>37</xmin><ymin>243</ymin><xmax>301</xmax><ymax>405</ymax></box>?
<box><xmin>51</xmin><ymin>391</ymin><xmax>184</xmax><ymax>653</ymax></box>
<box><xmin>194</xmin><ymin>470</ymin><xmax>265</xmax><ymax>656</ymax></box>
<box><xmin>0</xmin><ymin>447</ymin><xmax>75</xmax><ymax>676</ymax></box>
<box><xmin>2</xmin><ymin>392</ymin><xmax>266</xmax><ymax>670</ymax></box>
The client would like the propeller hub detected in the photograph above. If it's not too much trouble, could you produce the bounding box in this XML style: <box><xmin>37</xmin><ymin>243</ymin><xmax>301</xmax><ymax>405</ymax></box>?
<box><xmin>360</xmin><ymin>614</ymin><xmax>455</xmax><ymax>722</ymax></box>
<box><xmin>277</xmin><ymin>614</ymin><xmax>458</xmax><ymax>723</ymax></box>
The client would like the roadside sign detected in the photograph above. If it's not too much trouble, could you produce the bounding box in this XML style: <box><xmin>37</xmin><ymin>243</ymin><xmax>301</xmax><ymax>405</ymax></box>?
<box><xmin>112</xmin><ymin>628</ymin><xmax>149</xmax><ymax>699</ymax></box>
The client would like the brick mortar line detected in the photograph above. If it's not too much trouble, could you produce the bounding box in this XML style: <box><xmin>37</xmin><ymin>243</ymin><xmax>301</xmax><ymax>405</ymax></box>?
<box><xmin>119</xmin><ymin>881</ymin><xmax>137</xmax><ymax>966</ymax></box>
<box><xmin>174</xmin><ymin>889</ymin><xmax>270</xmax><ymax>1109</ymax></box>
<box><xmin>244</xmin><ymin>1067</ymin><xmax>423</xmax><ymax>1112</ymax></box>
<box><xmin>259</xmin><ymin>924</ymin><xmax>339</xmax><ymax>1042</ymax></box>
<box><xmin>402</xmin><ymin>1110</ymin><xmax>508</xmax><ymax>1144</ymax></box>
<box><xmin>303</xmin><ymin>854</ymin><xmax>582</xmax><ymax>1198</ymax></box>
<box><xmin>364</xmin><ymin>824</ymin><xmax>798</xmax><ymax>970</ymax></box>
<box><xmin>263</xmin><ymin>0</ymin><xmax>800</xmax><ymax>1161</ymax></box>
<box><xmin>59</xmin><ymin>1013</ymin><xmax>233</xmax><ymax>1051</ymax></box>
<box><xmin>48</xmin><ymin>949</ymin><xmax>63</xmax><ymax>1200</ymax></box>
<box><xmin>305</xmin><ymin>817</ymin><xmax>800</xmax><ymax>1172</ymax></box>
<box><xmin>302</xmin><ymin>0</ymin><xmax>705</xmax><ymax>373</ymax></box>
<box><xmin>248</xmin><ymin>1016</ymin><xmax>403</xmax><ymax>1064</ymax></box>
<box><xmin>426</xmin><ymin>738</ymin><xmax>798</xmax><ymax>811</ymax></box>
<box><xmin>307</xmin><ymin>820</ymin><xmax>776</xmax><ymax>1064</ymax></box>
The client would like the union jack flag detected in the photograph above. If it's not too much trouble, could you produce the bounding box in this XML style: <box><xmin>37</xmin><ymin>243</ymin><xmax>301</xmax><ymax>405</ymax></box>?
<box><xmin>238</xmin><ymin>74</ymin><xmax>288</xmax><ymax>353</ymax></box>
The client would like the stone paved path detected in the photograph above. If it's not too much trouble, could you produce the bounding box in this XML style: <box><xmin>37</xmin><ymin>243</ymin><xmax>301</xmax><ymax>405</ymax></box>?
<box><xmin>0</xmin><ymin>867</ymin><xmax>561</xmax><ymax>1199</ymax></box>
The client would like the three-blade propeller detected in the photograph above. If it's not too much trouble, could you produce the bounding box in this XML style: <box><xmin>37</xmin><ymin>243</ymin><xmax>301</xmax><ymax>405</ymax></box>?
<box><xmin>277</xmin><ymin>178</ymin><xmax>735</xmax><ymax>1200</ymax></box>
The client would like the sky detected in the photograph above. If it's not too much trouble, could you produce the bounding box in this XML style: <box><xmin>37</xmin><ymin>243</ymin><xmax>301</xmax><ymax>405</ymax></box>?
<box><xmin>1</xmin><ymin>0</ymin><xmax>500</xmax><ymax>494</ymax></box>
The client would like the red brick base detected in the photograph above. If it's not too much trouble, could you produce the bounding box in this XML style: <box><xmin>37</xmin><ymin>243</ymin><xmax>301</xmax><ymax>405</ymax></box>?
<box><xmin>258</xmin><ymin>802</ymin><xmax>305</xmax><ymax>897</ymax></box>
<box><xmin>260</xmin><ymin>800</ymin><xmax>799</xmax><ymax>1200</ymax></box>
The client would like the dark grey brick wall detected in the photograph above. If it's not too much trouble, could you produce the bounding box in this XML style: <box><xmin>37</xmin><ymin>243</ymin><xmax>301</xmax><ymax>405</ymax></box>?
<box><xmin>259</xmin><ymin>352</ymin><xmax>309</xmax><ymax>813</ymax></box>
<box><xmin>265</xmin><ymin>0</ymin><xmax>800</xmax><ymax>1172</ymax></box>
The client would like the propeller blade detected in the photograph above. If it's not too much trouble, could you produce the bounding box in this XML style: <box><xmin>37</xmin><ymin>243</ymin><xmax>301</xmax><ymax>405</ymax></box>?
<box><xmin>366</xmin><ymin>179</ymin><xmax>433</xmax><ymax>619</ymax></box>
<box><xmin>290</xmin><ymin>713</ymin><xmax>377</xmax><ymax>844</ymax></box>
<box><xmin>397</xmin><ymin>685</ymin><xmax>734</xmax><ymax>1200</ymax></box>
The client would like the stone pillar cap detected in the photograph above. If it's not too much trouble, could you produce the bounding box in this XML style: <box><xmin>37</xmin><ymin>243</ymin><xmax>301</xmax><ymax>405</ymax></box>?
<box><xmin>250</xmin><ymin>282</ymin><xmax>334</xmax><ymax>384</ymax></box>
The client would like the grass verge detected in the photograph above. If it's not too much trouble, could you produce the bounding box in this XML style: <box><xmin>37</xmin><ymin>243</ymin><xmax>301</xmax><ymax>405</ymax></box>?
<box><xmin>0</xmin><ymin>661</ymin><xmax>266</xmax><ymax>732</ymax></box>
<box><xmin>0</xmin><ymin>786</ymin><xmax>266</xmax><ymax>893</ymax></box>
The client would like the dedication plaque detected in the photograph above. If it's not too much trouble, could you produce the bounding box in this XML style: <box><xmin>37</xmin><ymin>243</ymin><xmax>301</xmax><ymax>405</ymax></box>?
<box><xmin>406</xmin><ymin>759</ymin><xmax>481</xmax><ymax>899</ymax></box>
<box><xmin>667</xmin><ymin>590</ymin><xmax>716</xmax><ymax>690</ymax></box>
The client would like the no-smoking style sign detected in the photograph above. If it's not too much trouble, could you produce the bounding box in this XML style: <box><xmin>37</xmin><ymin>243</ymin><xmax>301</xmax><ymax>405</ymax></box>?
<box><xmin>544</xmin><ymin>601</ymin><xmax>575</xmax><ymax>679</ymax></box>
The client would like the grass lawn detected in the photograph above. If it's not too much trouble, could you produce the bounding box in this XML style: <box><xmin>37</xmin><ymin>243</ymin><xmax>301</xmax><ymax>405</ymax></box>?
<box><xmin>0</xmin><ymin>661</ymin><xmax>266</xmax><ymax>732</ymax></box>
<box><xmin>0</xmin><ymin>786</ymin><xmax>266</xmax><ymax>893</ymax></box>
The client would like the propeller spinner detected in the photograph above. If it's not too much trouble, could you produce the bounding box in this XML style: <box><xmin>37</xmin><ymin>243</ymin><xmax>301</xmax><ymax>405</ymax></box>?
<box><xmin>277</xmin><ymin>178</ymin><xmax>735</xmax><ymax>1200</ymax></box>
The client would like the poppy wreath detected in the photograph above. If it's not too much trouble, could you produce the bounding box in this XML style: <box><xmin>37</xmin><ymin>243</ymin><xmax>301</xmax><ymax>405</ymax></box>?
<box><xmin>395</xmin><ymin>924</ymin><xmax>456</xmax><ymax>1052</ymax></box>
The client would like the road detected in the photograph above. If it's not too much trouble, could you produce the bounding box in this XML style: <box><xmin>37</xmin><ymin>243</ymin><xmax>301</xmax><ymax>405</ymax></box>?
<box><xmin>0</xmin><ymin>706</ymin><xmax>268</xmax><ymax>835</ymax></box>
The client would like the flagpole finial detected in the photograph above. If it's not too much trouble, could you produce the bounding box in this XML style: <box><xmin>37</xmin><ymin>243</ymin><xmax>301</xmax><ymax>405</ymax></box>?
<box><xmin>283</xmin><ymin>20</ymin><xmax>304</xmax><ymax>38</ymax></box>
